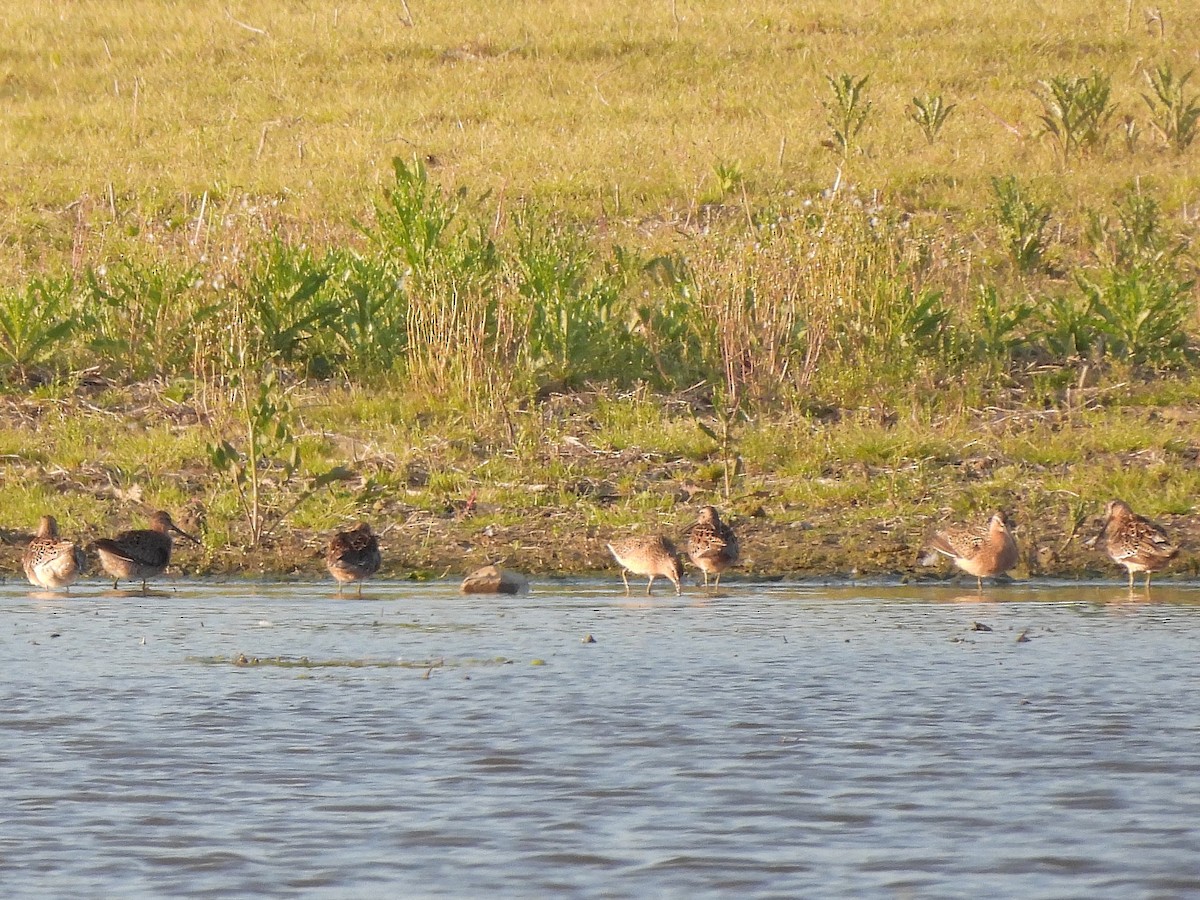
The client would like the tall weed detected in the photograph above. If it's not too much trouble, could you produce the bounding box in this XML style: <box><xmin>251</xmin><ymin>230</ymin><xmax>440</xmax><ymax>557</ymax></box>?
<box><xmin>0</xmin><ymin>276</ymin><xmax>78</xmax><ymax>382</ymax></box>
<box><xmin>1037</xmin><ymin>72</ymin><xmax>1116</xmax><ymax>162</ymax></box>
<box><xmin>823</xmin><ymin>73</ymin><xmax>872</xmax><ymax>156</ymax></box>
<box><xmin>991</xmin><ymin>176</ymin><xmax>1052</xmax><ymax>274</ymax></box>
<box><xmin>85</xmin><ymin>260</ymin><xmax>215</xmax><ymax>378</ymax></box>
<box><xmin>230</xmin><ymin>239</ymin><xmax>337</xmax><ymax>376</ymax></box>
<box><xmin>1079</xmin><ymin>267</ymin><xmax>1193</xmax><ymax>368</ymax></box>
<box><xmin>514</xmin><ymin>212</ymin><xmax>628</xmax><ymax>386</ymax></box>
<box><xmin>972</xmin><ymin>284</ymin><xmax>1034</xmax><ymax>372</ymax></box>
<box><xmin>1142</xmin><ymin>63</ymin><xmax>1200</xmax><ymax>152</ymax></box>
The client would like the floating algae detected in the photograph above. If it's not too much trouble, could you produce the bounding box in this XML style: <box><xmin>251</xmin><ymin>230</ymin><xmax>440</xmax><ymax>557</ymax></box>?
<box><xmin>188</xmin><ymin>654</ymin><xmax>514</xmax><ymax>670</ymax></box>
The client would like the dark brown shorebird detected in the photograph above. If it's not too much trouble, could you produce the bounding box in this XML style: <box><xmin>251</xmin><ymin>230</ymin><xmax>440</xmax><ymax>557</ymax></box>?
<box><xmin>93</xmin><ymin>510</ymin><xmax>199</xmax><ymax>592</ymax></box>
<box><xmin>22</xmin><ymin>515</ymin><xmax>87</xmax><ymax>592</ymax></box>
<box><xmin>1092</xmin><ymin>499</ymin><xmax>1178</xmax><ymax>590</ymax></box>
<box><xmin>685</xmin><ymin>505</ymin><xmax>739</xmax><ymax>588</ymax></box>
<box><xmin>326</xmin><ymin>523</ymin><xmax>381</xmax><ymax>596</ymax></box>
<box><xmin>606</xmin><ymin>535</ymin><xmax>684</xmax><ymax>596</ymax></box>
<box><xmin>922</xmin><ymin>511</ymin><xmax>1019</xmax><ymax>591</ymax></box>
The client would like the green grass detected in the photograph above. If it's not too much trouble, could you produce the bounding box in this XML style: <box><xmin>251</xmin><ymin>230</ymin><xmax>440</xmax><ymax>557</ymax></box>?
<box><xmin>4</xmin><ymin>0</ymin><xmax>1199</xmax><ymax>278</ymax></box>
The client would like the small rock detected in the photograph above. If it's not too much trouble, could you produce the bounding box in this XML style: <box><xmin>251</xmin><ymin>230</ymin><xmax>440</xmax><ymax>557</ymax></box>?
<box><xmin>581</xmin><ymin>634</ymin><xmax>596</xmax><ymax>644</ymax></box>
<box><xmin>460</xmin><ymin>564</ymin><xmax>530</xmax><ymax>595</ymax></box>
<box><xmin>1016</xmin><ymin>629</ymin><xmax>1031</xmax><ymax>643</ymax></box>
<box><xmin>971</xmin><ymin>622</ymin><xmax>993</xmax><ymax>632</ymax></box>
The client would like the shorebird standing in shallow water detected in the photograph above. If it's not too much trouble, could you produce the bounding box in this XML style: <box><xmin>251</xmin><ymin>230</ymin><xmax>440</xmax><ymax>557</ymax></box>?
<box><xmin>606</xmin><ymin>535</ymin><xmax>683</xmax><ymax>596</ymax></box>
<box><xmin>1091</xmin><ymin>499</ymin><xmax>1178</xmax><ymax>590</ymax></box>
<box><xmin>93</xmin><ymin>510</ymin><xmax>199</xmax><ymax>592</ymax></box>
<box><xmin>922</xmin><ymin>511</ymin><xmax>1019</xmax><ymax>591</ymax></box>
<box><xmin>23</xmin><ymin>515</ymin><xmax>87</xmax><ymax>591</ymax></box>
<box><xmin>685</xmin><ymin>505</ymin><xmax>739</xmax><ymax>588</ymax></box>
<box><xmin>326</xmin><ymin>523</ymin><xmax>381</xmax><ymax>596</ymax></box>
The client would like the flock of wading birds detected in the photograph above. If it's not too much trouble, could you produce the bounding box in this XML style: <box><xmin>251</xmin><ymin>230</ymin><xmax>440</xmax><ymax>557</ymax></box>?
<box><xmin>13</xmin><ymin>498</ymin><xmax>1182</xmax><ymax>596</ymax></box>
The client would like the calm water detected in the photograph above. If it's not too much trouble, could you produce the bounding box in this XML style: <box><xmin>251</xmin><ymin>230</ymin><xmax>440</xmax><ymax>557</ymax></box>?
<box><xmin>4</xmin><ymin>579</ymin><xmax>1200</xmax><ymax>898</ymax></box>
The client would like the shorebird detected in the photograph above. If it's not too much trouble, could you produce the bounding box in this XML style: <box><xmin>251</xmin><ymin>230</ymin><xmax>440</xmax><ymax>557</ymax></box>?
<box><xmin>922</xmin><ymin>511</ymin><xmax>1019</xmax><ymax>590</ymax></box>
<box><xmin>326</xmin><ymin>523</ymin><xmax>381</xmax><ymax>596</ymax></box>
<box><xmin>93</xmin><ymin>510</ymin><xmax>199</xmax><ymax>591</ymax></box>
<box><xmin>1092</xmin><ymin>499</ymin><xmax>1178</xmax><ymax>590</ymax></box>
<box><xmin>606</xmin><ymin>535</ymin><xmax>683</xmax><ymax>596</ymax></box>
<box><xmin>22</xmin><ymin>515</ymin><xmax>87</xmax><ymax>591</ymax></box>
<box><xmin>685</xmin><ymin>505</ymin><xmax>739</xmax><ymax>587</ymax></box>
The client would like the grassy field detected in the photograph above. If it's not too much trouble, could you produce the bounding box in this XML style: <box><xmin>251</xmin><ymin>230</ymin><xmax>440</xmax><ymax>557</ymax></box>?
<box><xmin>1</xmin><ymin>0</ymin><xmax>1199</xmax><ymax>583</ymax></box>
<box><xmin>4</xmin><ymin>0</ymin><xmax>1199</xmax><ymax>274</ymax></box>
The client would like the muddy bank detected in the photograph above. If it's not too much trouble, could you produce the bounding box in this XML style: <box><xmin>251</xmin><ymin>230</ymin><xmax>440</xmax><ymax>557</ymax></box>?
<box><xmin>5</xmin><ymin>501</ymin><xmax>1196</xmax><ymax>587</ymax></box>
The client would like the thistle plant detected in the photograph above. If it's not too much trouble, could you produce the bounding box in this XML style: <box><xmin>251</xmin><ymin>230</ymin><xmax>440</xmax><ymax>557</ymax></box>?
<box><xmin>1037</xmin><ymin>72</ymin><xmax>1115</xmax><ymax>162</ymax></box>
<box><xmin>0</xmin><ymin>276</ymin><xmax>77</xmax><ymax>382</ymax></box>
<box><xmin>713</xmin><ymin>160</ymin><xmax>745</xmax><ymax>197</ymax></box>
<box><xmin>823</xmin><ymin>73</ymin><xmax>872</xmax><ymax>155</ymax></box>
<box><xmin>911</xmin><ymin>93</ymin><xmax>956</xmax><ymax>144</ymax></box>
<box><xmin>991</xmin><ymin>176</ymin><xmax>1052</xmax><ymax>274</ymax></box>
<box><xmin>1142</xmin><ymin>62</ymin><xmax>1200</xmax><ymax>152</ymax></box>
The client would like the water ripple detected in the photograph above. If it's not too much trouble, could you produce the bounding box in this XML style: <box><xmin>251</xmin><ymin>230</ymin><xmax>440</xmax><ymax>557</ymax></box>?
<box><xmin>3</xmin><ymin>581</ymin><xmax>1200</xmax><ymax>896</ymax></box>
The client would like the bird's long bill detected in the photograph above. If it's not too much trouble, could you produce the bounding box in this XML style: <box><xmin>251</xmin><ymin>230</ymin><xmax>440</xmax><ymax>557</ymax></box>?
<box><xmin>171</xmin><ymin>524</ymin><xmax>201</xmax><ymax>545</ymax></box>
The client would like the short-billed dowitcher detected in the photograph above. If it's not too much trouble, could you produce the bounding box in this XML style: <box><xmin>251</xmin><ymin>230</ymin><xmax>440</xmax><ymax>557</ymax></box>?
<box><xmin>326</xmin><ymin>523</ymin><xmax>381</xmax><ymax>596</ymax></box>
<box><xmin>923</xmin><ymin>511</ymin><xmax>1019</xmax><ymax>590</ymax></box>
<box><xmin>606</xmin><ymin>535</ymin><xmax>683</xmax><ymax>596</ymax></box>
<box><xmin>685</xmin><ymin>505</ymin><xmax>739</xmax><ymax>588</ymax></box>
<box><xmin>93</xmin><ymin>510</ymin><xmax>199</xmax><ymax>591</ymax></box>
<box><xmin>23</xmin><ymin>515</ymin><xmax>87</xmax><ymax>591</ymax></box>
<box><xmin>1092</xmin><ymin>499</ymin><xmax>1178</xmax><ymax>590</ymax></box>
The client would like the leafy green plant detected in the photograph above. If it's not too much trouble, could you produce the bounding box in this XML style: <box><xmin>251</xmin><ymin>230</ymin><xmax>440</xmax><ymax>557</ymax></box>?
<box><xmin>231</xmin><ymin>239</ymin><xmax>337</xmax><ymax>375</ymax></box>
<box><xmin>972</xmin><ymin>284</ymin><xmax>1033</xmax><ymax>369</ymax></box>
<box><xmin>911</xmin><ymin>93</ymin><xmax>956</xmax><ymax>144</ymax></box>
<box><xmin>0</xmin><ymin>276</ymin><xmax>77</xmax><ymax>382</ymax></box>
<box><xmin>326</xmin><ymin>250</ymin><xmax>407</xmax><ymax>376</ymax></box>
<box><xmin>893</xmin><ymin>287</ymin><xmax>955</xmax><ymax>357</ymax></box>
<box><xmin>1037</xmin><ymin>72</ymin><xmax>1116</xmax><ymax>162</ymax></box>
<box><xmin>991</xmin><ymin>176</ymin><xmax>1052</xmax><ymax>274</ymax></box>
<box><xmin>1079</xmin><ymin>267</ymin><xmax>1194</xmax><ymax>368</ymax></box>
<box><xmin>85</xmin><ymin>260</ymin><xmax>216</xmax><ymax>378</ymax></box>
<box><xmin>637</xmin><ymin>254</ymin><xmax>708</xmax><ymax>387</ymax></box>
<box><xmin>514</xmin><ymin>213</ymin><xmax>627</xmax><ymax>386</ymax></box>
<box><xmin>208</xmin><ymin>372</ymin><xmax>342</xmax><ymax>547</ymax></box>
<box><xmin>1085</xmin><ymin>188</ymin><xmax>1183</xmax><ymax>271</ymax></box>
<box><xmin>370</xmin><ymin>156</ymin><xmax>465</xmax><ymax>275</ymax></box>
<box><xmin>823</xmin><ymin>73</ymin><xmax>872</xmax><ymax>155</ymax></box>
<box><xmin>713</xmin><ymin>160</ymin><xmax>745</xmax><ymax>197</ymax></box>
<box><xmin>1142</xmin><ymin>62</ymin><xmax>1200</xmax><ymax>152</ymax></box>
<box><xmin>1035</xmin><ymin>293</ymin><xmax>1101</xmax><ymax>362</ymax></box>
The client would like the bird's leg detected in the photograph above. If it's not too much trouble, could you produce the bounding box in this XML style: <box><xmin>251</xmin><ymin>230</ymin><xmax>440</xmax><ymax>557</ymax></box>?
<box><xmin>357</xmin><ymin>581</ymin><xmax>363</xmax><ymax>598</ymax></box>
<box><xmin>976</xmin><ymin>576</ymin><xmax>983</xmax><ymax>592</ymax></box>
<box><xmin>112</xmin><ymin>578</ymin><xmax>119</xmax><ymax>590</ymax></box>
<box><xmin>713</xmin><ymin>572</ymin><xmax>721</xmax><ymax>589</ymax></box>
<box><xmin>620</xmin><ymin>569</ymin><xmax>630</xmax><ymax>594</ymax></box>
<box><xmin>703</xmin><ymin>571</ymin><xmax>710</xmax><ymax>588</ymax></box>
<box><xmin>1128</xmin><ymin>570</ymin><xmax>1135</xmax><ymax>591</ymax></box>
<box><xmin>645</xmin><ymin>576</ymin><xmax>654</xmax><ymax>596</ymax></box>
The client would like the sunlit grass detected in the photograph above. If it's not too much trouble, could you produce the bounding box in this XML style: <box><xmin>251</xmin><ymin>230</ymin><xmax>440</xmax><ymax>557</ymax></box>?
<box><xmin>4</xmin><ymin>0</ymin><xmax>1199</xmax><ymax>279</ymax></box>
